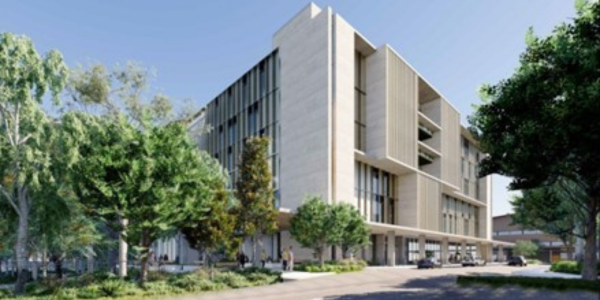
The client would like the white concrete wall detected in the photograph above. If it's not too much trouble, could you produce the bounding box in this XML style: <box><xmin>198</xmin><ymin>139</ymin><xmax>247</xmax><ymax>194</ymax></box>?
<box><xmin>441</xmin><ymin>100</ymin><xmax>461</xmax><ymax>188</ymax></box>
<box><xmin>274</xmin><ymin>4</ymin><xmax>333</xmax><ymax>209</ymax></box>
<box><xmin>386</xmin><ymin>47</ymin><xmax>418</xmax><ymax>168</ymax></box>
<box><xmin>332</xmin><ymin>14</ymin><xmax>355</xmax><ymax>204</ymax></box>
<box><xmin>397</xmin><ymin>173</ymin><xmax>418</xmax><ymax>227</ymax></box>
<box><xmin>365</xmin><ymin>48</ymin><xmax>387</xmax><ymax>159</ymax></box>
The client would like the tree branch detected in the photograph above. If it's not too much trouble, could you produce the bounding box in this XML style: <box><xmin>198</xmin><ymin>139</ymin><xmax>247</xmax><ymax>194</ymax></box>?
<box><xmin>0</xmin><ymin>185</ymin><xmax>21</xmax><ymax>217</ymax></box>
<box><xmin>0</xmin><ymin>103</ymin><xmax>15</xmax><ymax>146</ymax></box>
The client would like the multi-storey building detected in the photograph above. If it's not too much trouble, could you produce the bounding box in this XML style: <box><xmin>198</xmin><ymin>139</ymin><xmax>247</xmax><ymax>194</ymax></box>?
<box><xmin>185</xmin><ymin>3</ymin><xmax>512</xmax><ymax>265</ymax></box>
<box><xmin>493</xmin><ymin>214</ymin><xmax>572</xmax><ymax>263</ymax></box>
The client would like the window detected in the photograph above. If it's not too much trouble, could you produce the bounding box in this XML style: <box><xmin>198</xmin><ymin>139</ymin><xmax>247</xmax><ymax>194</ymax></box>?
<box><xmin>354</xmin><ymin>51</ymin><xmax>367</xmax><ymax>151</ymax></box>
<box><xmin>406</xmin><ymin>238</ymin><xmax>420</xmax><ymax>264</ymax></box>
<box><xmin>228</xmin><ymin>117</ymin><xmax>237</xmax><ymax>145</ymax></box>
<box><xmin>259</xmin><ymin>63</ymin><xmax>266</xmax><ymax>98</ymax></box>
<box><xmin>218</xmin><ymin>125</ymin><xmax>224</xmax><ymax>150</ymax></box>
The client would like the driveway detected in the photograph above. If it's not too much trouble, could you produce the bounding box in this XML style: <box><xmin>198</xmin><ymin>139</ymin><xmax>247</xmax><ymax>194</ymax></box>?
<box><xmin>162</xmin><ymin>265</ymin><xmax>598</xmax><ymax>300</ymax></box>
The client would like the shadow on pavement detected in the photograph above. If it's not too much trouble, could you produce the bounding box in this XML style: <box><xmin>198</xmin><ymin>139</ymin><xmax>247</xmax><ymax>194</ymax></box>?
<box><xmin>322</xmin><ymin>275</ymin><xmax>599</xmax><ymax>300</ymax></box>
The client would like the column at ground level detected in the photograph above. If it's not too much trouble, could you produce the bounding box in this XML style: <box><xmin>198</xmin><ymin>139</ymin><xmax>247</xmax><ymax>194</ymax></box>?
<box><xmin>386</xmin><ymin>231</ymin><xmax>395</xmax><ymax>266</ymax></box>
<box><xmin>375</xmin><ymin>235</ymin><xmax>386</xmax><ymax>265</ymax></box>
<box><xmin>498</xmin><ymin>245</ymin><xmax>505</xmax><ymax>262</ymax></box>
<box><xmin>441</xmin><ymin>238</ymin><xmax>449</xmax><ymax>264</ymax></box>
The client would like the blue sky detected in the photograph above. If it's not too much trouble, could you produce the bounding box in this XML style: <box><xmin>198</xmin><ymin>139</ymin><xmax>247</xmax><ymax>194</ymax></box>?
<box><xmin>1</xmin><ymin>0</ymin><xmax>577</xmax><ymax>216</ymax></box>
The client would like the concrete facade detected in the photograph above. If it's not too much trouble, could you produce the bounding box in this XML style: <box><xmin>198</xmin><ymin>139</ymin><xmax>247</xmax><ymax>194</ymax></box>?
<box><xmin>176</xmin><ymin>3</ymin><xmax>512</xmax><ymax>266</ymax></box>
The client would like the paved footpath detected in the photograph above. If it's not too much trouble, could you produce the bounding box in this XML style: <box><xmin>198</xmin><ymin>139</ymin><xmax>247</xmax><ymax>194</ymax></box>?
<box><xmin>158</xmin><ymin>265</ymin><xmax>598</xmax><ymax>300</ymax></box>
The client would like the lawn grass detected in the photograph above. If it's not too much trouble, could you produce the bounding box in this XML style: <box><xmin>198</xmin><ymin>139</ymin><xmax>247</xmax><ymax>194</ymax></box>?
<box><xmin>457</xmin><ymin>275</ymin><xmax>600</xmax><ymax>293</ymax></box>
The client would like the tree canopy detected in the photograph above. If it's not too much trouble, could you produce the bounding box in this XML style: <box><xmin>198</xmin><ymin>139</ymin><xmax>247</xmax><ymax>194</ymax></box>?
<box><xmin>0</xmin><ymin>32</ymin><xmax>69</xmax><ymax>294</ymax></box>
<box><xmin>468</xmin><ymin>0</ymin><xmax>600</xmax><ymax>280</ymax></box>
<box><xmin>235</xmin><ymin>137</ymin><xmax>278</xmax><ymax>267</ymax></box>
<box><xmin>290</xmin><ymin>196</ymin><xmax>369</xmax><ymax>266</ymax></box>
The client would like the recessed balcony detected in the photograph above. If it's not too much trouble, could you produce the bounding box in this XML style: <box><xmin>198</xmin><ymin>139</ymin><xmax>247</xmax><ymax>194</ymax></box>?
<box><xmin>418</xmin><ymin>150</ymin><xmax>435</xmax><ymax>166</ymax></box>
<box><xmin>418</xmin><ymin>123</ymin><xmax>433</xmax><ymax>141</ymax></box>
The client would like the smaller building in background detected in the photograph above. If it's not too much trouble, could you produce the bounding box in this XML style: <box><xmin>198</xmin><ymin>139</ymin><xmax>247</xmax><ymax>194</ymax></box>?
<box><xmin>493</xmin><ymin>214</ymin><xmax>571</xmax><ymax>263</ymax></box>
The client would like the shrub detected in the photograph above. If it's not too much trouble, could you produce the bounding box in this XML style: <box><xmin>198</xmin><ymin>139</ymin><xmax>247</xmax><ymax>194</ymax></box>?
<box><xmin>168</xmin><ymin>273</ymin><xmax>224</xmax><ymax>292</ymax></box>
<box><xmin>147</xmin><ymin>270</ymin><xmax>169</xmax><ymax>282</ymax></box>
<box><xmin>142</xmin><ymin>280</ymin><xmax>183</xmax><ymax>296</ymax></box>
<box><xmin>0</xmin><ymin>275</ymin><xmax>17</xmax><ymax>285</ymax></box>
<box><xmin>296</xmin><ymin>260</ymin><xmax>366</xmax><ymax>273</ymax></box>
<box><xmin>76</xmin><ymin>284</ymin><xmax>101</xmax><ymax>299</ymax></box>
<box><xmin>550</xmin><ymin>260</ymin><xmax>600</xmax><ymax>275</ymax></box>
<box><xmin>0</xmin><ymin>289</ymin><xmax>12</xmax><ymax>299</ymax></box>
<box><xmin>214</xmin><ymin>272</ymin><xmax>251</xmax><ymax>288</ymax></box>
<box><xmin>54</xmin><ymin>287</ymin><xmax>78</xmax><ymax>300</ymax></box>
<box><xmin>98</xmin><ymin>279</ymin><xmax>127</xmax><ymax>297</ymax></box>
<box><xmin>93</xmin><ymin>270</ymin><xmax>117</xmax><ymax>281</ymax></box>
<box><xmin>457</xmin><ymin>275</ymin><xmax>600</xmax><ymax>293</ymax></box>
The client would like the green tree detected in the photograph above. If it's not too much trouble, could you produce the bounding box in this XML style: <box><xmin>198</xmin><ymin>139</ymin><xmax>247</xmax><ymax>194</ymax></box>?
<box><xmin>0</xmin><ymin>32</ymin><xmax>68</xmax><ymax>293</ymax></box>
<box><xmin>181</xmin><ymin>183</ymin><xmax>237</xmax><ymax>279</ymax></box>
<box><xmin>60</xmin><ymin>113</ymin><xmax>138</xmax><ymax>278</ymax></box>
<box><xmin>290</xmin><ymin>196</ymin><xmax>330</xmax><ymax>267</ymax></box>
<box><xmin>513</xmin><ymin>240</ymin><xmax>539</xmax><ymax>259</ymax></box>
<box><xmin>510</xmin><ymin>181</ymin><xmax>580</xmax><ymax>260</ymax></box>
<box><xmin>65</xmin><ymin>62</ymin><xmax>188</xmax><ymax>279</ymax></box>
<box><xmin>290</xmin><ymin>197</ymin><xmax>370</xmax><ymax>266</ymax></box>
<box><xmin>335</xmin><ymin>204</ymin><xmax>370</xmax><ymax>259</ymax></box>
<box><xmin>468</xmin><ymin>1</ymin><xmax>600</xmax><ymax>280</ymax></box>
<box><xmin>235</xmin><ymin>137</ymin><xmax>278</xmax><ymax>267</ymax></box>
<box><xmin>127</xmin><ymin>123</ymin><xmax>229</xmax><ymax>283</ymax></box>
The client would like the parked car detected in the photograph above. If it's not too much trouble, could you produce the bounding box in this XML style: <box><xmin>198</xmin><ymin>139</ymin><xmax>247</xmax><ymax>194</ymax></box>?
<box><xmin>417</xmin><ymin>258</ymin><xmax>441</xmax><ymax>269</ymax></box>
<box><xmin>507</xmin><ymin>256</ymin><xmax>528</xmax><ymax>267</ymax></box>
<box><xmin>462</xmin><ymin>257</ymin><xmax>486</xmax><ymax>267</ymax></box>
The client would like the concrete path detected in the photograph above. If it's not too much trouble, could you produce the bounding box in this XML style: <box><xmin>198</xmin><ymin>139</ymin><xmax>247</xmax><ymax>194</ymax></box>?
<box><xmin>157</xmin><ymin>265</ymin><xmax>598</xmax><ymax>300</ymax></box>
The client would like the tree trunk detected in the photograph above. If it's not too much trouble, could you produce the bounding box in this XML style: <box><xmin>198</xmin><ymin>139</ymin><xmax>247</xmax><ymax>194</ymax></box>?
<box><xmin>139</xmin><ymin>229</ymin><xmax>151</xmax><ymax>284</ymax></box>
<box><xmin>13</xmin><ymin>190</ymin><xmax>29</xmax><ymax>295</ymax></box>
<box><xmin>318</xmin><ymin>246</ymin><xmax>325</xmax><ymax>268</ymax></box>
<box><xmin>87</xmin><ymin>245</ymin><xmax>94</xmax><ymax>274</ymax></box>
<box><xmin>581</xmin><ymin>205</ymin><xmax>598</xmax><ymax>280</ymax></box>
<box><xmin>253</xmin><ymin>230</ymin><xmax>262</xmax><ymax>267</ymax></box>
<box><xmin>118</xmin><ymin>217</ymin><xmax>128</xmax><ymax>278</ymax></box>
<box><xmin>41</xmin><ymin>250</ymin><xmax>47</xmax><ymax>278</ymax></box>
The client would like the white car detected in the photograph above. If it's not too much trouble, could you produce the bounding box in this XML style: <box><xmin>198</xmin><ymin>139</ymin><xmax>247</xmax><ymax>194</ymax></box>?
<box><xmin>462</xmin><ymin>257</ymin><xmax>487</xmax><ymax>267</ymax></box>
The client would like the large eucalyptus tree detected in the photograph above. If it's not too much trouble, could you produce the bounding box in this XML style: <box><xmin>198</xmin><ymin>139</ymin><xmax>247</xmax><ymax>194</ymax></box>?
<box><xmin>0</xmin><ymin>32</ymin><xmax>69</xmax><ymax>293</ymax></box>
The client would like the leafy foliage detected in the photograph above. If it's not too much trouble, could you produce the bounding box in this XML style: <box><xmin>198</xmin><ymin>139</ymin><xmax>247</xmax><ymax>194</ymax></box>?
<box><xmin>513</xmin><ymin>240</ymin><xmax>539</xmax><ymax>258</ymax></box>
<box><xmin>510</xmin><ymin>180</ymin><xmax>579</xmax><ymax>258</ymax></box>
<box><xmin>468</xmin><ymin>0</ymin><xmax>600</xmax><ymax>280</ymax></box>
<box><xmin>235</xmin><ymin>137</ymin><xmax>278</xmax><ymax>266</ymax></box>
<box><xmin>290</xmin><ymin>196</ymin><xmax>370</xmax><ymax>266</ymax></box>
<box><xmin>457</xmin><ymin>275</ymin><xmax>600</xmax><ymax>293</ymax></box>
<box><xmin>295</xmin><ymin>259</ymin><xmax>367</xmax><ymax>273</ymax></box>
<box><xmin>0</xmin><ymin>32</ymin><xmax>69</xmax><ymax>294</ymax></box>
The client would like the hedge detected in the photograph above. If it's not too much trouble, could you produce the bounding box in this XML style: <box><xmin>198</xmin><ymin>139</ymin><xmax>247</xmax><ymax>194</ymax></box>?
<box><xmin>550</xmin><ymin>260</ymin><xmax>600</xmax><ymax>276</ymax></box>
<box><xmin>294</xmin><ymin>259</ymin><xmax>366</xmax><ymax>273</ymax></box>
<box><xmin>457</xmin><ymin>275</ymin><xmax>600</xmax><ymax>293</ymax></box>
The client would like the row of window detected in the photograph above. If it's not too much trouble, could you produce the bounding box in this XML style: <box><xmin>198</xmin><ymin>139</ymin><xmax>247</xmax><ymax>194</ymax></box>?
<box><xmin>493</xmin><ymin>229</ymin><xmax>543</xmax><ymax>236</ymax></box>
<box><xmin>355</xmin><ymin>51</ymin><xmax>367</xmax><ymax>151</ymax></box>
<box><xmin>354</xmin><ymin>161</ymin><xmax>396</xmax><ymax>224</ymax></box>
<box><xmin>200</xmin><ymin>51</ymin><xmax>281</xmax><ymax>204</ymax></box>
<box><xmin>442</xmin><ymin>195</ymin><xmax>480</xmax><ymax>237</ymax></box>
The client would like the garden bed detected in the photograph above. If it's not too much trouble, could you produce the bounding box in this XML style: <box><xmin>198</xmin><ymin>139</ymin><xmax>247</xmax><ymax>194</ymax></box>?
<box><xmin>0</xmin><ymin>267</ymin><xmax>282</xmax><ymax>300</ymax></box>
<box><xmin>457</xmin><ymin>275</ymin><xmax>600</xmax><ymax>293</ymax></box>
<box><xmin>294</xmin><ymin>260</ymin><xmax>366</xmax><ymax>273</ymax></box>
